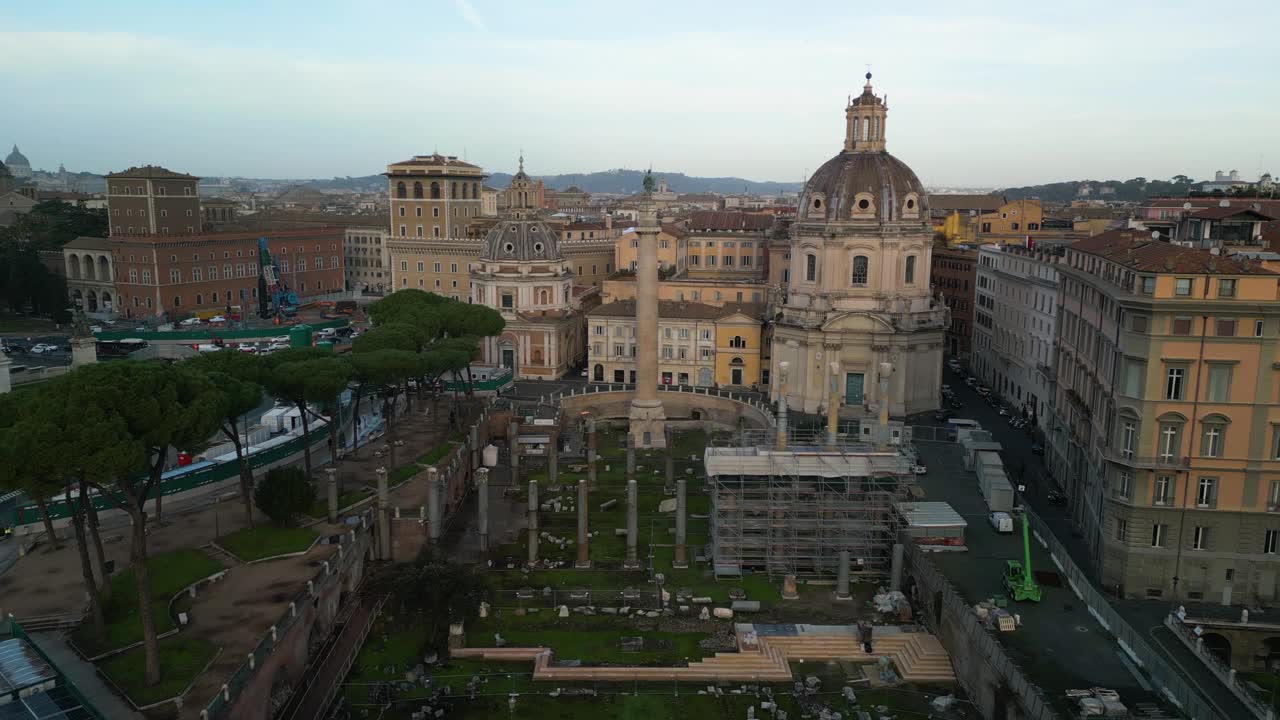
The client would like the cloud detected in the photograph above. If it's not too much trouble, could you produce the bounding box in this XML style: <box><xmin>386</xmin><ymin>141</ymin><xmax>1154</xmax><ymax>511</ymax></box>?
<box><xmin>454</xmin><ymin>0</ymin><xmax>486</xmax><ymax>32</ymax></box>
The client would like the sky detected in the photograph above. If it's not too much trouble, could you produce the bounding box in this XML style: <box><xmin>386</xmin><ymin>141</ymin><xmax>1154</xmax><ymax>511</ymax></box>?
<box><xmin>3</xmin><ymin>0</ymin><xmax>1278</xmax><ymax>188</ymax></box>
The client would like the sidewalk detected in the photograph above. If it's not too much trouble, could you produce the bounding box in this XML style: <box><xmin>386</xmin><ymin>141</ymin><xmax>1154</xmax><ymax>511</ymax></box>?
<box><xmin>31</xmin><ymin>631</ymin><xmax>142</xmax><ymax>720</ymax></box>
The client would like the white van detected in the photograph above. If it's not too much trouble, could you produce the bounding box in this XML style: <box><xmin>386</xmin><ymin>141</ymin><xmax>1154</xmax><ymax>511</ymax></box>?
<box><xmin>988</xmin><ymin>511</ymin><xmax>1014</xmax><ymax>534</ymax></box>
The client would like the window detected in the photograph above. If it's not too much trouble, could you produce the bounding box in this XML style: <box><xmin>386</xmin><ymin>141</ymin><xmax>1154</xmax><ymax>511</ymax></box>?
<box><xmin>1120</xmin><ymin>420</ymin><xmax>1136</xmax><ymax>459</ymax></box>
<box><xmin>1123</xmin><ymin>360</ymin><xmax>1145</xmax><ymax>397</ymax></box>
<box><xmin>1200</xmin><ymin>421</ymin><xmax>1226</xmax><ymax>458</ymax></box>
<box><xmin>501</xmin><ymin>294</ymin><xmax>513</xmax><ymax>309</ymax></box>
<box><xmin>1192</xmin><ymin>526</ymin><xmax>1210</xmax><ymax>551</ymax></box>
<box><xmin>451</xmin><ymin>263</ymin><xmax>458</xmax><ymax>273</ymax></box>
<box><xmin>1218</xmin><ymin>279</ymin><xmax>1236</xmax><ymax>298</ymax></box>
<box><xmin>1115</xmin><ymin>470</ymin><xmax>1132</xmax><ymax>499</ymax></box>
<box><xmin>1172</xmin><ymin>317</ymin><xmax>1192</xmax><ymax>335</ymax></box>
<box><xmin>1159</xmin><ymin>422</ymin><xmax>1182</xmax><ymax>462</ymax></box>
<box><xmin>1151</xmin><ymin>523</ymin><xmax>1167</xmax><ymax>547</ymax></box>
<box><xmin>805</xmin><ymin>254</ymin><xmax>816</xmax><ymax>282</ymax></box>
<box><xmin>1175</xmin><ymin>278</ymin><xmax>1193</xmax><ymax>296</ymax></box>
<box><xmin>593</xmin><ymin>325</ymin><xmax>605</xmax><ymax>336</ymax></box>
<box><xmin>1256</xmin><ymin>320</ymin><xmax>1265</xmax><ymax>337</ymax></box>
<box><xmin>1274</xmin><ymin>428</ymin><xmax>1280</xmax><ymax>462</ymax></box>
<box><xmin>1265</xmin><ymin>529</ymin><xmax>1280</xmax><ymax>555</ymax></box>
<box><xmin>1139</xmin><ymin>276</ymin><xmax>1155</xmax><ymax>294</ymax></box>
<box><xmin>1196</xmin><ymin>477</ymin><xmax>1217</xmax><ymax>507</ymax></box>
<box><xmin>416</xmin><ymin>262</ymin><xmax>424</xmax><ymax>272</ymax></box>
<box><xmin>1132</xmin><ymin>315</ymin><xmax>1148</xmax><ymax>333</ymax></box>
<box><xmin>169</xmin><ymin>269</ymin><xmax>181</xmax><ymax>283</ymax></box>
<box><xmin>1154</xmin><ymin>475</ymin><xmax>1172</xmax><ymax>505</ymax></box>
<box><xmin>1116</xmin><ymin>518</ymin><xmax>1128</xmax><ymax>541</ymax></box>
<box><xmin>192</xmin><ymin>267</ymin><xmax>202</xmax><ymax>281</ymax></box>
<box><xmin>1207</xmin><ymin>365</ymin><xmax>1232</xmax><ymax>402</ymax></box>
<box><xmin>614</xmin><ymin>344</ymin><xmax>624</xmax><ymax>357</ymax></box>
<box><xmin>662</xmin><ymin>346</ymin><xmax>673</xmax><ymax>359</ymax></box>
<box><xmin>1212</xmin><ymin>318</ymin><xmax>1237</xmax><ymax>337</ymax></box>
<box><xmin>400</xmin><ymin>261</ymin><xmax>407</xmax><ymax>271</ymax></box>
<box><xmin>1165</xmin><ymin>367</ymin><xmax>1185</xmax><ymax>399</ymax></box>
<box><xmin>905</xmin><ymin>256</ymin><xmax>916</xmax><ymax>284</ymax></box>
<box><xmin>851</xmin><ymin>256</ymin><xmax>869</xmax><ymax>286</ymax></box>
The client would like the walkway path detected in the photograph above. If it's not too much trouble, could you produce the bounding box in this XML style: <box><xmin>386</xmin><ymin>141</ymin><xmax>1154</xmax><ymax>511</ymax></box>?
<box><xmin>283</xmin><ymin>595</ymin><xmax>380</xmax><ymax>720</ymax></box>
<box><xmin>31</xmin><ymin>631</ymin><xmax>141</xmax><ymax>720</ymax></box>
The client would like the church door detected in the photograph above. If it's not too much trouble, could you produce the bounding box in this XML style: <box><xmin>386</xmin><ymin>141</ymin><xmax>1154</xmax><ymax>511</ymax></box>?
<box><xmin>845</xmin><ymin>372</ymin><xmax>865</xmax><ymax>405</ymax></box>
<box><xmin>501</xmin><ymin>348</ymin><xmax>515</xmax><ymax>369</ymax></box>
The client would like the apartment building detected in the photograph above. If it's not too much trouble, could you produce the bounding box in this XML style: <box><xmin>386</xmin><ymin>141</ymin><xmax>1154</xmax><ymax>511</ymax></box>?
<box><xmin>386</xmin><ymin>153</ymin><xmax>486</xmax><ymax>240</ymax></box>
<box><xmin>586</xmin><ymin>299</ymin><xmax>764</xmax><ymax>388</ymax></box>
<box><xmin>615</xmin><ymin>223</ymin><xmax>688</xmax><ymax>273</ymax></box>
<box><xmin>683</xmin><ymin>211</ymin><xmax>771</xmax><ymax>280</ymax></box>
<box><xmin>344</xmin><ymin>226</ymin><xmax>391</xmax><ymax>293</ymax></box>
<box><xmin>930</xmin><ymin>245</ymin><xmax>977</xmax><ymax>360</ymax></box>
<box><xmin>110</xmin><ymin>228</ymin><xmax>345</xmax><ymax>319</ymax></box>
<box><xmin>1047</xmin><ymin>229</ymin><xmax>1280</xmax><ymax>602</ymax></box>
<box><xmin>971</xmin><ymin>243</ymin><xmax>1061</xmax><ymax>429</ymax></box>
<box><xmin>105</xmin><ymin>166</ymin><xmax>201</xmax><ymax>236</ymax></box>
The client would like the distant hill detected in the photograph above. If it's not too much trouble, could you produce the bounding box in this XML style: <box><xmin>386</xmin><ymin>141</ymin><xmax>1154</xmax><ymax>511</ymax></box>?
<box><xmin>999</xmin><ymin>176</ymin><xmax>1197</xmax><ymax>204</ymax></box>
<box><xmin>304</xmin><ymin>169</ymin><xmax>801</xmax><ymax>196</ymax></box>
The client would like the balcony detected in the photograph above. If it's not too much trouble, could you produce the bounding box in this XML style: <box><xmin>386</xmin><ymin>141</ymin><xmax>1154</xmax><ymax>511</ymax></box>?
<box><xmin>1064</xmin><ymin>389</ymin><xmax>1092</xmax><ymax>418</ymax></box>
<box><xmin>1104</xmin><ymin>449</ymin><xmax>1190</xmax><ymax>470</ymax></box>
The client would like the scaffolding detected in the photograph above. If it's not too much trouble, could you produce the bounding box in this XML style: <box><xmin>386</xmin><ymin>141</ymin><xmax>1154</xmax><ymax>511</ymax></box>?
<box><xmin>707</xmin><ymin>426</ymin><xmax>914</xmax><ymax>580</ymax></box>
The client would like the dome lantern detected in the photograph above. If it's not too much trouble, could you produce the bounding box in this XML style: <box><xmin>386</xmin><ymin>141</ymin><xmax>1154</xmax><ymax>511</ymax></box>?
<box><xmin>843</xmin><ymin>73</ymin><xmax>888</xmax><ymax>153</ymax></box>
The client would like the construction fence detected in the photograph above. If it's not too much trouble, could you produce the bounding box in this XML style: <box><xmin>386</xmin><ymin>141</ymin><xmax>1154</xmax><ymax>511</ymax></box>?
<box><xmin>903</xmin><ymin>542</ymin><xmax>1060</xmax><ymax>720</ymax></box>
<box><xmin>1023</xmin><ymin>510</ymin><xmax>1247</xmax><ymax>720</ymax></box>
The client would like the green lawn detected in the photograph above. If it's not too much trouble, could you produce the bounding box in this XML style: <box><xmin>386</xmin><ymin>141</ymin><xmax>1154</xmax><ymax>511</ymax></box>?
<box><xmin>0</xmin><ymin>315</ymin><xmax>59</xmax><ymax>333</ymax></box>
<box><xmin>388</xmin><ymin>464</ymin><xmax>420</xmax><ymax>487</ymax></box>
<box><xmin>217</xmin><ymin>525</ymin><xmax>318</xmax><ymax>561</ymax></box>
<box><xmin>1245</xmin><ymin>673</ymin><xmax>1280</xmax><ymax>711</ymax></box>
<box><xmin>469</xmin><ymin>614</ymin><xmax>711</xmax><ymax>665</ymax></box>
<box><xmin>73</xmin><ymin>549</ymin><xmax>223</xmax><ymax>656</ymax></box>
<box><xmin>307</xmin><ymin>487</ymin><xmax>374</xmax><ymax>519</ymax></box>
<box><xmin>100</xmin><ymin>636</ymin><xmax>218</xmax><ymax>707</ymax></box>
<box><xmin>416</xmin><ymin>441</ymin><xmax>458</xmax><ymax>466</ymax></box>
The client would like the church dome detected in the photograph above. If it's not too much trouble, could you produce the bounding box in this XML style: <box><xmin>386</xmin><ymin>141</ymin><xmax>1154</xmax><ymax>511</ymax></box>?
<box><xmin>481</xmin><ymin>219</ymin><xmax>562</xmax><ymax>262</ymax></box>
<box><xmin>801</xmin><ymin>151</ymin><xmax>927</xmax><ymax>223</ymax></box>
<box><xmin>798</xmin><ymin>75</ymin><xmax>929</xmax><ymax>224</ymax></box>
<box><xmin>5</xmin><ymin>145</ymin><xmax>28</xmax><ymax>167</ymax></box>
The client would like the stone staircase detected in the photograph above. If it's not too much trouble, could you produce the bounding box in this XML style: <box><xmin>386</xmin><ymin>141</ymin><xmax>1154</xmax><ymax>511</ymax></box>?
<box><xmin>757</xmin><ymin>630</ymin><xmax>955</xmax><ymax>684</ymax></box>
<box><xmin>451</xmin><ymin>625</ymin><xmax>954</xmax><ymax>685</ymax></box>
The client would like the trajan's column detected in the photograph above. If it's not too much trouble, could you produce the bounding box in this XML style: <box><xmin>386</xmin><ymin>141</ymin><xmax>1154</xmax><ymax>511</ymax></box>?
<box><xmin>628</xmin><ymin>173</ymin><xmax>667</xmax><ymax>448</ymax></box>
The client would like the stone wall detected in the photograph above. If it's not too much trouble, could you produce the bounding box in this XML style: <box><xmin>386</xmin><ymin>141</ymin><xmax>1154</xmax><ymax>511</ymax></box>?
<box><xmin>557</xmin><ymin>389</ymin><xmax>773</xmax><ymax>431</ymax></box>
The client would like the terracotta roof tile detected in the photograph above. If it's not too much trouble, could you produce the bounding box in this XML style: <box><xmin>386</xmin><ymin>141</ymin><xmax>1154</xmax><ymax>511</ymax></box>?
<box><xmin>106</xmin><ymin>165</ymin><xmax>198</xmax><ymax>180</ymax></box>
<box><xmin>588</xmin><ymin>299</ymin><xmax>764</xmax><ymax>320</ymax></box>
<box><xmin>1069</xmin><ymin>229</ymin><xmax>1276</xmax><ymax>275</ymax></box>
<box><xmin>688</xmin><ymin>211</ymin><xmax>772</xmax><ymax>231</ymax></box>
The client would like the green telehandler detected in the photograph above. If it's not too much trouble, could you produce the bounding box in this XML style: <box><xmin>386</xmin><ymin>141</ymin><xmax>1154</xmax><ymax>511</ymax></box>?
<box><xmin>1002</xmin><ymin>511</ymin><xmax>1042</xmax><ymax>602</ymax></box>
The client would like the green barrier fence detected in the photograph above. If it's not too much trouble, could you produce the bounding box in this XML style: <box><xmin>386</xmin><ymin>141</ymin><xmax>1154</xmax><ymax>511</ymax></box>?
<box><xmin>94</xmin><ymin>318</ymin><xmax>348</xmax><ymax>342</ymax></box>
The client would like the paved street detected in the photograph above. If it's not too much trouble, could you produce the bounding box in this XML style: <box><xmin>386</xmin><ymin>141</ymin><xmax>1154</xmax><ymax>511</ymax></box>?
<box><xmin>928</xmin><ymin>366</ymin><xmax>1251</xmax><ymax>719</ymax></box>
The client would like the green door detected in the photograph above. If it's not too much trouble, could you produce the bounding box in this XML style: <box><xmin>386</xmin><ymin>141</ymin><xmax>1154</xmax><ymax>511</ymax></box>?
<box><xmin>845</xmin><ymin>372</ymin><xmax>865</xmax><ymax>404</ymax></box>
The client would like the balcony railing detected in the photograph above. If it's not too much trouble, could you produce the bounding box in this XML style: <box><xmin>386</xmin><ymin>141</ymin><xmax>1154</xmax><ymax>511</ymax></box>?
<box><xmin>1105</xmin><ymin>449</ymin><xmax>1190</xmax><ymax>469</ymax></box>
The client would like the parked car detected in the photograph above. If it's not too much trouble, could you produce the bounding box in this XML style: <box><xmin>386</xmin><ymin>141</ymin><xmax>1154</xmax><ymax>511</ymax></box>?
<box><xmin>208</xmin><ymin>315</ymin><xmax>227</xmax><ymax>324</ymax></box>
<box><xmin>30</xmin><ymin>343</ymin><xmax>58</xmax><ymax>354</ymax></box>
<box><xmin>911</xmin><ymin>465</ymin><xmax>927</xmax><ymax>475</ymax></box>
<box><xmin>996</xmin><ymin>406</ymin><xmax>1011</xmax><ymax>417</ymax></box>
<box><xmin>271</xmin><ymin>335</ymin><xmax>290</xmax><ymax>344</ymax></box>
<box><xmin>89</xmin><ymin>325</ymin><xmax>103</xmax><ymax>333</ymax></box>
<box><xmin>988</xmin><ymin>511</ymin><xmax>1014</xmax><ymax>534</ymax></box>
<box><xmin>179</xmin><ymin>317</ymin><xmax>203</xmax><ymax>326</ymax></box>
<box><xmin>965</xmin><ymin>377</ymin><xmax>978</xmax><ymax>387</ymax></box>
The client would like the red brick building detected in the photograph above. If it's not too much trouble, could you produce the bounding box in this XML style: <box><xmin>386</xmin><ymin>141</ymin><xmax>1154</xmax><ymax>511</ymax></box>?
<box><xmin>930</xmin><ymin>245</ymin><xmax>977</xmax><ymax>360</ymax></box>
<box><xmin>110</xmin><ymin>227</ymin><xmax>346</xmax><ymax>320</ymax></box>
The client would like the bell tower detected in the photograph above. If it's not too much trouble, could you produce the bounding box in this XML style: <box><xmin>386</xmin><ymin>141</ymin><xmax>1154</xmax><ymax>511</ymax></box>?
<box><xmin>844</xmin><ymin>73</ymin><xmax>888</xmax><ymax>153</ymax></box>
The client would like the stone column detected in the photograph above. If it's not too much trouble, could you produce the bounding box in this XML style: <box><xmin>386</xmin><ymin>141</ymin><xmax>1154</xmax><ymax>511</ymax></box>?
<box><xmin>70</xmin><ymin>335</ymin><xmax>98</xmax><ymax>368</ymax></box>
<box><xmin>890</xmin><ymin>542</ymin><xmax>905</xmax><ymax>591</ymax></box>
<box><xmin>674</xmin><ymin>475</ymin><xmax>688</xmax><ymax>568</ymax></box>
<box><xmin>835</xmin><ymin>550</ymin><xmax>852</xmax><ymax>601</ymax></box>
<box><xmin>376</xmin><ymin>467</ymin><xmax>391</xmax><ymax>561</ymax></box>
<box><xmin>527</xmin><ymin>479</ymin><xmax>539</xmax><ymax>565</ymax></box>
<box><xmin>476</xmin><ymin>468</ymin><xmax>490</xmax><ymax>554</ymax></box>
<box><xmin>427</xmin><ymin>467</ymin><xmax>442</xmax><ymax>544</ymax></box>
<box><xmin>664</xmin><ymin>426</ymin><xmax>675</xmax><ymax>494</ymax></box>
<box><xmin>509</xmin><ymin>420</ymin><xmax>520</xmax><ymax>475</ymax></box>
<box><xmin>0</xmin><ymin>352</ymin><xmax>11</xmax><ymax>395</ymax></box>
<box><xmin>325</xmin><ymin>468</ymin><xmax>338</xmax><ymax>523</ymax></box>
<box><xmin>548</xmin><ymin>434</ymin><xmax>559</xmax><ymax>486</ymax></box>
<box><xmin>586</xmin><ymin>416</ymin><xmax>598</xmax><ymax>489</ymax></box>
<box><xmin>826</xmin><ymin>361</ymin><xmax>842</xmax><ymax>447</ymax></box>
<box><xmin>469</xmin><ymin>425</ymin><xmax>480</xmax><ymax>470</ymax></box>
<box><xmin>626</xmin><ymin>434</ymin><xmax>636</xmax><ymax>483</ymax></box>
<box><xmin>575</xmin><ymin>478</ymin><xmax>590</xmax><ymax>568</ymax></box>
<box><xmin>775</xmin><ymin>361</ymin><xmax>789</xmax><ymax>450</ymax></box>
<box><xmin>628</xmin><ymin>201</ymin><xmax>667</xmax><ymax>449</ymax></box>
<box><xmin>624</xmin><ymin>476</ymin><xmax>640</xmax><ymax>569</ymax></box>
<box><xmin>877</xmin><ymin>361</ymin><xmax>893</xmax><ymax>450</ymax></box>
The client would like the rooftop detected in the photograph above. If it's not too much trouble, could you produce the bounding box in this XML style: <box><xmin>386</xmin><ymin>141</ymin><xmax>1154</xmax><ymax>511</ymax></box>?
<box><xmin>1069</xmin><ymin>229</ymin><xmax>1276</xmax><ymax>275</ymax></box>
<box><xmin>106</xmin><ymin>165</ymin><xmax>199</xmax><ymax>180</ymax></box>
<box><xmin>687</xmin><ymin>211</ymin><xmax>772</xmax><ymax>232</ymax></box>
<box><xmin>928</xmin><ymin>194</ymin><xmax>1007</xmax><ymax>213</ymax></box>
<box><xmin>588</xmin><ymin>299</ymin><xmax>764</xmax><ymax>320</ymax></box>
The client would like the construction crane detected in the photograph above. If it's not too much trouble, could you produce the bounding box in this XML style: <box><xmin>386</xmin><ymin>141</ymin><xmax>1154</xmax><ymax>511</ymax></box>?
<box><xmin>257</xmin><ymin>237</ymin><xmax>298</xmax><ymax>322</ymax></box>
<box><xmin>1002</xmin><ymin>510</ymin><xmax>1042</xmax><ymax>602</ymax></box>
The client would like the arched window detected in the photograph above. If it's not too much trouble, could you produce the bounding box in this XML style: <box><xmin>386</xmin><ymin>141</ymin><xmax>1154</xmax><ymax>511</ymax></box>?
<box><xmin>873</xmin><ymin>116</ymin><xmax>880</xmax><ymax>140</ymax></box>
<box><xmin>396</xmin><ymin>182</ymin><xmax>406</xmax><ymax>199</ymax></box>
<box><xmin>450</xmin><ymin>182</ymin><xmax>458</xmax><ymax>199</ymax></box>
<box><xmin>862</xmin><ymin>117</ymin><xmax>870</xmax><ymax>142</ymax></box>
<box><xmin>430</xmin><ymin>182</ymin><xmax>441</xmax><ymax>199</ymax></box>
<box><xmin>413</xmin><ymin>181</ymin><xmax>423</xmax><ymax>199</ymax></box>
<box><xmin>852</xmin><ymin>255</ymin><xmax>869</xmax><ymax>286</ymax></box>
<box><xmin>905</xmin><ymin>256</ymin><xmax>917</xmax><ymax>284</ymax></box>
<box><xmin>196</xmin><ymin>293</ymin><xmax>203</xmax><ymax>305</ymax></box>
<box><xmin>1199</xmin><ymin>413</ymin><xmax>1230</xmax><ymax>458</ymax></box>
<box><xmin>806</xmin><ymin>253</ymin><xmax>817</xmax><ymax>282</ymax></box>
<box><xmin>472</xmin><ymin>182</ymin><xmax>479</xmax><ymax>199</ymax></box>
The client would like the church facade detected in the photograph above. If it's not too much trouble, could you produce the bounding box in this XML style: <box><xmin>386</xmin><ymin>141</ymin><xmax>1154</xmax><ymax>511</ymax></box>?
<box><xmin>770</xmin><ymin>76</ymin><xmax>947</xmax><ymax>417</ymax></box>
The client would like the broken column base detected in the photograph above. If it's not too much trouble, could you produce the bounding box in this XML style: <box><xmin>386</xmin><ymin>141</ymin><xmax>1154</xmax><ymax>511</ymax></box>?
<box><xmin>781</xmin><ymin>574</ymin><xmax>800</xmax><ymax>600</ymax></box>
<box><xmin>834</xmin><ymin>590</ymin><xmax>853</xmax><ymax>602</ymax></box>
<box><xmin>672</xmin><ymin>547</ymin><xmax>688</xmax><ymax>569</ymax></box>
<box><xmin>623</xmin><ymin>560</ymin><xmax>643</xmax><ymax>570</ymax></box>
<box><xmin>575</xmin><ymin>559</ymin><xmax>593</xmax><ymax>569</ymax></box>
